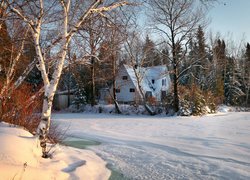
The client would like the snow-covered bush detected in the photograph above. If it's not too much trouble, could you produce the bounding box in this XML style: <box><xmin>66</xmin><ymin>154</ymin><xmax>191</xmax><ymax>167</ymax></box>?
<box><xmin>191</xmin><ymin>87</ymin><xmax>207</xmax><ymax>115</ymax></box>
<box><xmin>204</xmin><ymin>91</ymin><xmax>217</xmax><ymax>113</ymax></box>
<box><xmin>178</xmin><ymin>85</ymin><xmax>217</xmax><ymax>116</ymax></box>
<box><xmin>72</xmin><ymin>86</ymin><xmax>87</xmax><ymax>110</ymax></box>
<box><xmin>179</xmin><ymin>99</ymin><xmax>192</xmax><ymax>116</ymax></box>
<box><xmin>163</xmin><ymin>92</ymin><xmax>176</xmax><ymax>115</ymax></box>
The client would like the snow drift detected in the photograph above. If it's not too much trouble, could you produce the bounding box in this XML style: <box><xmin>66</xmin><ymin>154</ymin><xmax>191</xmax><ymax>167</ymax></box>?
<box><xmin>0</xmin><ymin>122</ymin><xmax>110</xmax><ymax>180</ymax></box>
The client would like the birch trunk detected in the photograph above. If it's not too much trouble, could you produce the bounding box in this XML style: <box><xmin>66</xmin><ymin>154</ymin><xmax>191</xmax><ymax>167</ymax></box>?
<box><xmin>37</xmin><ymin>0</ymin><xmax>70</xmax><ymax>157</ymax></box>
<box><xmin>9</xmin><ymin>0</ymin><xmax>129</xmax><ymax>157</ymax></box>
<box><xmin>38</xmin><ymin>38</ymin><xmax>69</xmax><ymax>157</ymax></box>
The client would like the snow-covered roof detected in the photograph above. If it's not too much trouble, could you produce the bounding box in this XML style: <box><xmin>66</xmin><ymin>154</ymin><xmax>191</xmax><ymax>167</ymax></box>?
<box><xmin>56</xmin><ymin>88</ymin><xmax>77</xmax><ymax>95</ymax></box>
<box><xmin>123</xmin><ymin>64</ymin><xmax>171</xmax><ymax>97</ymax></box>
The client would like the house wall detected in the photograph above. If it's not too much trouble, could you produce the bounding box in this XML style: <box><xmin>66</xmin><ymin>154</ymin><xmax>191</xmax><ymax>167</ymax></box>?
<box><xmin>152</xmin><ymin>78</ymin><xmax>162</xmax><ymax>101</ymax></box>
<box><xmin>115</xmin><ymin>66</ymin><xmax>140</xmax><ymax>103</ymax></box>
<box><xmin>99</xmin><ymin>88</ymin><xmax>111</xmax><ymax>104</ymax></box>
<box><xmin>53</xmin><ymin>94</ymin><xmax>75</xmax><ymax>110</ymax></box>
<box><xmin>143</xmin><ymin>75</ymin><xmax>171</xmax><ymax>102</ymax></box>
<box><xmin>110</xmin><ymin>65</ymin><xmax>172</xmax><ymax>104</ymax></box>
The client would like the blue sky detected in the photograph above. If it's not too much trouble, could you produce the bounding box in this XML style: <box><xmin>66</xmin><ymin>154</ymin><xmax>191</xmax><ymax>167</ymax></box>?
<box><xmin>208</xmin><ymin>0</ymin><xmax>250</xmax><ymax>43</ymax></box>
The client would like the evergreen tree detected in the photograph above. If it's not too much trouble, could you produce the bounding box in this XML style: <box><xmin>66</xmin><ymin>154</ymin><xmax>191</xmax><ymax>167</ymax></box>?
<box><xmin>213</xmin><ymin>39</ymin><xmax>226</xmax><ymax>102</ymax></box>
<box><xmin>196</xmin><ymin>26</ymin><xmax>208</xmax><ymax>89</ymax></box>
<box><xmin>71</xmin><ymin>63</ymin><xmax>93</xmax><ymax>105</ymax></box>
<box><xmin>196</xmin><ymin>26</ymin><xmax>206</xmax><ymax>60</ymax></box>
<box><xmin>185</xmin><ymin>27</ymin><xmax>208</xmax><ymax>88</ymax></box>
<box><xmin>161</xmin><ymin>47</ymin><xmax>169</xmax><ymax>65</ymax></box>
<box><xmin>142</xmin><ymin>35</ymin><xmax>161</xmax><ymax>67</ymax></box>
<box><xmin>187</xmin><ymin>37</ymin><xmax>198</xmax><ymax>85</ymax></box>
<box><xmin>73</xmin><ymin>83</ymin><xmax>87</xmax><ymax>110</ymax></box>
<box><xmin>245</xmin><ymin>43</ymin><xmax>250</xmax><ymax>74</ymax></box>
<box><xmin>243</xmin><ymin>43</ymin><xmax>250</xmax><ymax>105</ymax></box>
<box><xmin>224</xmin><ymin>57</ymin><xmax>244</xmax><ymax>105</ymax></box>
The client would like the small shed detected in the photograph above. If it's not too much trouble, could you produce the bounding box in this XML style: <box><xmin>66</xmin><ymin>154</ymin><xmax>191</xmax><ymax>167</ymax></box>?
<box><xmin>53</xmin><ymin>90</ymin><xmax>75</xmax><ymax>110</ymax></box>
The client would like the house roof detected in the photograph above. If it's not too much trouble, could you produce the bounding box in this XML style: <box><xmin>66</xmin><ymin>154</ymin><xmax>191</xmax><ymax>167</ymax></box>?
<box><xmin>123</xmin><ymin>64</ymin><xmax>171</xmax><ymax>97</ymax></box>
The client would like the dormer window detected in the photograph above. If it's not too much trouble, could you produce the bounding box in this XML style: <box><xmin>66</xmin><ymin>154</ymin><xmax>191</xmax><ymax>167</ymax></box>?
<box><xmin>115</xmin><ymin>89</ymin><xmax>120</xmax><ymax>93</ymax></box>
<box><xmin>152</xmin><ymin>79</ymin><xmax>155</xmax><ymax>84</ymax></box>
<box><xmin>162</xmin><ymin>79</ymin><xmax>166</xmax><ymax>86</ymax></box>
<box><xmin>122</xmin><ymin>76</ymin><xmax>128</xmax><ymax>80</ymax></box>
<box><xmin>130</xmin><ymin>88</ymin><xmax>135</xmax><ymax>92</ymax></box>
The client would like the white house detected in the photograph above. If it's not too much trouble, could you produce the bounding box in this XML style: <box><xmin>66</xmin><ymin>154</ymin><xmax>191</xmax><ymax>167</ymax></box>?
<box><xmin>113</xmin><ymin>64</ymin><xmax>171</xmax><ymax>104</ymax></box>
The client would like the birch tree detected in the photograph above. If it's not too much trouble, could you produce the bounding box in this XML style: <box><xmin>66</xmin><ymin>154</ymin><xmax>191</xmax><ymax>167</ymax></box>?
<box><xmin>7</xmin><ymin>0</ymin><xmax>129</xmax><ymax>158</ymax></box>
<box><xmin>98</xmin><ymin>11</ymin><xmax>129</xmax><ymax>114</ymax></box>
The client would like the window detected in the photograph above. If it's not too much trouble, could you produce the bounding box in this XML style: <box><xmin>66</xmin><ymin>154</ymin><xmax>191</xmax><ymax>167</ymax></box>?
<box><xmin>145</xmin><ymin>91</ymin><xmax>152</xmax><ymax>98</ymax></box>
<box><xmin>162</xmin><ymin>79</ymin><xmax>166</xmax><ymax>86</ymax></box>
<box><xmin>152</xmin><ymin>79</ymin><xmax>155</xmax><ymax>84</ymax></box>
<box><xmin>161</xmin><ymin>91</ymin><xmax>167</xmax><ymax>101</ymax></box>
<box><xmin>115</xmin><ymin>89</ymin><xmax>120</xmax><ymax>93</ymax></box>
<box><xmin>130</xmin><ymin>88</ymin><xmax>135</xmax><ymax>92</ymax></box>
<box><xmin>122</xmin><ymin>76</ymin><xmax>128</xmax><ymax>80</ymax></box>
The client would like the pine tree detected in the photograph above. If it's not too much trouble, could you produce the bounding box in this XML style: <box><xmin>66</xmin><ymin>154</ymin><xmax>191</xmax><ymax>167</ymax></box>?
<box><xmin>161</xmin><ymin>47</ymin><xmax>169</xmax><ymax>65</ymax></box>
<box><xmin>73</xmin><ymin>83</ymin><xmax>87</xmax><ymax>110</ymax></box>
<box><xmin>196</xmin><ymin>26</ymin><xmax>207</xmax><ymax>88</ymax></box>
<box><xmin>185</xmin><ymin>27</ymin><xmax>208</xmax><ymax>88</ymax></box>
<box><xmin>213</xmin><ymin>39</ymin><xmax>227</xmax><ymax>102</ymax></box>
<box><xmin>142</xmin><ymin>35</ymin><xmax>161</xmax><ymax>67</ymax></box>
<box><xmin>224</xmin><ymin>57</ymin><xmax>244</xmax><ymax>105</ymax></box>
<box><xmin>244</xmin><ymin>43</ymin><xmax>250</xmax><ymax>80</ymax></box>
<box><xmin>197</xmin><ymin>26</ymin><xmax>206</xmax><ymax>60</ymax></box>
<box><xmin>243</xmin><ymin>43</ymin><xmax>250</xmax><ymax>105</ymax></box>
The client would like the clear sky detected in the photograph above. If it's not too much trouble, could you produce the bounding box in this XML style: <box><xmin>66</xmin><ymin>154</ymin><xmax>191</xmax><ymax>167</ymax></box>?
<box><xmin>208</xmin><ymin>0</ymin><xmax>250</xmax><ymax>43</ymax></box>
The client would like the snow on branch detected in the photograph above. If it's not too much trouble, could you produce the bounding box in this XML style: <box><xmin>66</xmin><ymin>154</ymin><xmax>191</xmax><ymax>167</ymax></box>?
<box><xmin>67</xmin><ymin>0</ymin><xmax>103</xmax><ymax>39</ymax></box>
<box><xmin>90</xmin><ymin>1</ymin><xmax>130</xmax><ymax>13</ymax></box>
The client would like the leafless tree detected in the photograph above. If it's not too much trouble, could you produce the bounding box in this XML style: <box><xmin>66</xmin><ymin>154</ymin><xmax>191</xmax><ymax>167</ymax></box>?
<box><xmin>123</xmin><ymin>29</ymin><xmax>158</xmax><ymax>115</ymax></box>
<box><xmin>7</xmin><ymin>0</ymin><xmax>130</xmax><ymax>158</ymax></box>
<box><xmin>0</xmin><ymin>2</ymin><xmax>38</xmax><ymax>119</ymax></box>
<box><xmin>147</xmin><ymin>0</ymin><xmax>207</xmax><ymax>112</ymax></box>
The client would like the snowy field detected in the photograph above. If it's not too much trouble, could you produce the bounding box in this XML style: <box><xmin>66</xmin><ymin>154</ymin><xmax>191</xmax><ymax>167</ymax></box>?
<box><xmin>54</xmin><ymin>112</ymin><xmax>250</xmax><ymax>180</ymax></box>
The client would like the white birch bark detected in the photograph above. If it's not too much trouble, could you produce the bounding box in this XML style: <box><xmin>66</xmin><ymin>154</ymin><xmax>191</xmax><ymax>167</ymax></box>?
<box><xmin>8</xmin><ymin>0</ymin><xmax>130</xmax><ymax>157</ymax></box>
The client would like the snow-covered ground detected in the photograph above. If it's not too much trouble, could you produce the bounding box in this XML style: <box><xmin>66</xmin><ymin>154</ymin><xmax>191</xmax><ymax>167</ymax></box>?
<box><xmin>0</xmin><ymin>122</ymin><xmax>110</xmax><ymax>180</ymax></box>
<box><xmin>54</xmin><ymin>112</ymin><xmax>250</xmax><ymax>180</ymax></box>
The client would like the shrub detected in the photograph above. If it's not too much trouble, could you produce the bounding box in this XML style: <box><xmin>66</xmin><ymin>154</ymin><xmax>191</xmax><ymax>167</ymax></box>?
<box><xmin>0</xmin><ymin>83</ymin><xmax>42</xmax><ymax>133</ymax></box>
<box><xmin>146</xmin><ymin>96</ymin><xmax>157</xmax><ymax>106</ymax></box>
<box><xmin>190</xmin><ymin>85</ymin><xmax>207</xmax><ymax>116</ymax></box>
<box><xmin>177</xmin><ymin>85</ymin><xmax>217</xmax><ymax>116</ymax></box>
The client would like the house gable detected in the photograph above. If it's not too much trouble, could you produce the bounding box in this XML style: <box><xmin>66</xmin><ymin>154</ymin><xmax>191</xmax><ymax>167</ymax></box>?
<box><xmin>115</xmin><ymin>65</ymin><xmax>139</xmax><ymax>103</ymax></box>
<box><xmin>114</xmin><ymin>64</ymin><xmax>171</xmax><ymax>103</ymax></box>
